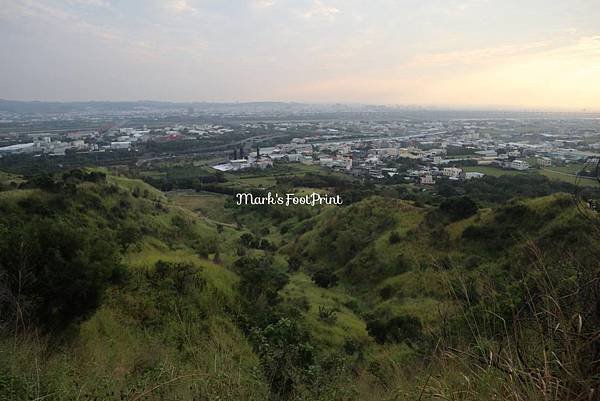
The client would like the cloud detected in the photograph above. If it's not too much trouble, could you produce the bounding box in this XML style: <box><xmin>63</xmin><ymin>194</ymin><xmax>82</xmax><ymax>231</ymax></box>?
<box><xmin>275</xmin><ymin>34</ymin><xmax>600</xmax><ymax>110</ymax></box>
<box><xmin>406</xmin><ymin>35</ymin><xmax>600</xmax><ymax>110</ymax></box>
<box><xmin>66</xmin><ymin>0</ymin><xmax>111</xmax><ymax>7</ymax></box>
<box><xmin>0</xmin><ymin>0</ymin><xmax>118</xmax><ymax>42</ymax></box>
<box><xmin>2</xmin><ymin>0</ymin><xmax>600</xmax><ymax>109</ymax></box>
<box><xmin>254</xmin><ymin>0</ymin><xmax>276</xmax><ymax>8</ymax></box>
<box><xmin>410</xmin><ymin>41</ymin><xmax>552</xmax><ymax>67</ymax></box>
<box><xmin>166</xmin><ymin>0</ymin><xmax>198</xmax><ymax>15</ymax></box>
<box><xmin>302</xmin><ymin>0</ymin><xmax>340</xmax><ymax>19</ymax></box>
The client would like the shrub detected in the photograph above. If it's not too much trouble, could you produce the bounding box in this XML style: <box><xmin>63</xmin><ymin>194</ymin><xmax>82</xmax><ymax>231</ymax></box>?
<box><xmin>366</xmin><ymin>314</ymin><xmax>423</xmax><ymax>344</ymax></box>
<box><xmin>388</xmin><ymin>231</ymin><xmax>401</xmax><ymax>244</ymax></box>
<box><xmin>317</xmin><ymin>306</ymin><xmax>338</xmax><ymax>324</ymax></box>
<box><xmin>0</xmin><ymin>218</ymin><xmax>122</xmax><ymax>331</ymax></box>
<box><xmin>439</xmin><ymin>196</ymin><xmax>478</xmax><ymax>221</ymax></box>
<box><xmin>311</xmin><ymin>268</ymin><xmax>339</xmax><ymax>288</ymax></box>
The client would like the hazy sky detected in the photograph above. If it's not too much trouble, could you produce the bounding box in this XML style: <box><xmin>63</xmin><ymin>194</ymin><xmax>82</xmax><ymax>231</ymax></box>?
<box><xmin>1</xmin><ymin>0</ymin><xmax>600</xmax><ymax>110</ymax></box>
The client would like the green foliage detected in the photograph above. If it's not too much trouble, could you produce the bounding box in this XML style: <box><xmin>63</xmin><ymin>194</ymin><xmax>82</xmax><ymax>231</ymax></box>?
<box><xmin>461</xmin><ymin>201</ymin><xmax>543</xmax><ymax>252</ymax></box>
<box><xmin>439</xmin><ymin>196</ymin><xmax>478</xmax><ymax>221</ymax></box>
<box><xmin>250</xmin><ymin>318</ymin><xmax>315</xmax><ymax>400</ymax></box>
<box><xmin>0</xmin><ymin>216</ymin><xmax>122</xmax><ymax>330</ymax></box>
<box><xmin>296</xmin><ymin>197</ymin><xmax>397</xmax><ymax>269</ymax></box>
<box><xmin>239</xmin><ymin>232</ymin><xmax>276</xmax><ymax>250</ymax></box>
<box><xmin>317</xmin><ymin>306</ymin><xmax>338</xmax><ymax>324</ymax></box>
<box><xmin>1</xmin><ymin>166</ymin><xmax>599</xmax><ymax>401</ymax></box>
<box><xmin>311</xmin><ymin>268</ymin><xmax>339</xmax><ymax>288</ymax></box>
<box><xmin>459</xmin><ymin>174</ymin><xmax>580</xmax><ymax>205</ymax></box>
<box><xmin>388</xmin><ymin>230</ymin><xmax>401</xmax><ymax>244</ymax></box>
<box><xmin>286</xmin><ymin>255</ymin><xmax>302</xmax><ymax>272</ymax></box>
<box><xmin>233</xmin><ymin>256</ymin><xmax>289</xmax><ymax>314</ymax></box>
<box><xmin>366</xmin><ymin>314</ymin><xmax>423</xmax><ymax>345</ymax></box>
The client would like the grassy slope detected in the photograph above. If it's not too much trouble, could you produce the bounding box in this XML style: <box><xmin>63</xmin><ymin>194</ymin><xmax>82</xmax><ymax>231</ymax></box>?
<box><xmin>0</xmin><ymin>173</ymin><xmax>268</xmax><ymax>401</ymax></box>
<box><xmin>2</xmin><ymin>166</ymin><xmax>592</xmax><ymax>400</ymax></box>
<box><xmin>279</xmin><ymin>192</ymin><xmax>585</xmax><ymax>360</ymax></box>
<box><xmin>103</xmin><ymin>183</ymin><xmax>594</xmax><ymax>401</ymax></box>
<box><xmin>464</xmin><ymin>164</ymin><xmax>600</xmax><ymax>187</ymax></box>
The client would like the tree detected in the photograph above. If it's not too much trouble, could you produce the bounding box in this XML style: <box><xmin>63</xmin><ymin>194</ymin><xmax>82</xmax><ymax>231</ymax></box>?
<box><xmin>311</xmin><ymin>268</ymin><xmax>338</xmax><ymax>288</ymax></box>
<box><xmin>366</xmin><ymin>314</ymin><xmax>422</xmax><ymax>344</ymax></box>
<box><xmin>233</xmin><ymin>256</ymin><xmax>289</xmax><ymax>307</ymax></box>
<box><xmin>0</xmin><ymin>218</ymin><xmax>122</xmax><ymax>331</ymax></box>
<box><xmin>439</xmin><ymin>196</ymin><xmax>478</xmax><ymax>221</ymax></box>
<box><xmin>388</xmin><ymin>231</ymin><xmax>401</xmax><ymax>244</ymax></box>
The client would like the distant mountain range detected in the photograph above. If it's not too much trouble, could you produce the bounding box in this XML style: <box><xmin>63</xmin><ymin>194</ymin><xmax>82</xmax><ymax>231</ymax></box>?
<box><xmin>0</xmin><ymin>100</ymin><xmax>393</xmax><ymax>115</ymax></box>
<box><xmin>1</xmin><ymin>99</ymin><xmax>598</xmax><ymax>119</ymax></box>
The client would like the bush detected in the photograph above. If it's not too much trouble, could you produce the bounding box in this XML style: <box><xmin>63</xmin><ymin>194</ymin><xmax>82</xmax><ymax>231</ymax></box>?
<box><xmin>317</xmin><ymin>306</ymin><xmax>338</xmax><ymax>324</ymax></box>
<box><xmin>287</xmin><ymin>255</ymin><xmax>302</xmax><ymax>272</ymax></box>
<box><xmin>250</xmin><ymin>318</ymin><xmax>315</xmax><ymax>399</ymax></box>
<box><xmin>0</xmin><ymin>218</ymin><xmax>122</xmax><ymax>331</ymax></box>
<box><xmin>311</xmin><ymin>268</ymin><xmax>339</xmax><ymax>288</ymax></box>
<box><xmin>439</xmin><ymin>196</ymin><xmax>478</xmax><ymax>221</ymax></box>
<box><xmin>366</xmin><ymin>314</ymin><xmax>423</xmax><ymax>344</ymax></box>
<box><xmin>388</xmin><ymin>231</ymin><xmax>401</xmax><ymax>244</ymax></box>
<box><xmin>233</xmin><ymin>256</ymin><xmax>289</xmax><ymax>308</ymax></box>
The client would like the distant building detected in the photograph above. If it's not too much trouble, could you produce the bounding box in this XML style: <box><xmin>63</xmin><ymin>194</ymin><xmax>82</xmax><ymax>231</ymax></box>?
<box><xmin>420</xmin><ymin>175</ymin><xmax>435</xmax><ymax>185</ymax></box>
<box><xmin>110</xmin><ymin>141</ymin><xmax>131</xmax><ymax>150</ymax></box>
<box><xmin>475</xmin><ymin>150</ymin><xmax>497</xmax><ymax>157</ymax></box>
<box><xmin>537</xmin><ymin>157</ymin><xmax>551</xmax><ymax>167</ymax></box>
<box><xmin>212</xmin><ymin>163</ymin><xmax>234</xmax><ymax>172</ymax></box>
<box><xmin>300</xmin><ymin>156</ymin><xmax>314</xmax><ymax>165</ymax></box>
<box><xmin>286</xmin><ymin>153</ymin><xmax>302</xmax><ymax>162</ymax></box>
<box><xmin>442</xmin><ymin>167</ymin><xmax>463</xmax><ymax>178</ymax></box>
<box><xmin>0</xmin><ymin>142</ymin><xmax>37</xmax><ymax>155</ymax></box>
<box><xmin>319</xmin><ymin>157</ymin><xmax>334</xmax><ymax>167</ymax></box>
<box><xmin>374</xmin><ymin>148</ymin><xmax>399</xmax><ymax>157</ymax></box>
<box><xmin>256</xmin><ymin>157</ymin><xmax>273</xmax><ymax>169</ymax></box>
<box><xmin>229</xmin><ymin>159</ymin><xmax>248</xmax><ymax>170</ymax></box>
<box><xmin>465</xmin><ymin>172</ymin><xmax>485</xmax><ymax>179</ymax></box>
<box><xmin>503</xmin><ymin>160</ymin><xmax>530</xmax><ymax>170</ymax></box>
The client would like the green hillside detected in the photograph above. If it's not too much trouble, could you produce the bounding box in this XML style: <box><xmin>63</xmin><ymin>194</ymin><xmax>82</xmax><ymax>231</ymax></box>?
<box><xmin>0</xmin><ymin>170</ymin><xmax>598</xmax><ymax>401</ymax></box>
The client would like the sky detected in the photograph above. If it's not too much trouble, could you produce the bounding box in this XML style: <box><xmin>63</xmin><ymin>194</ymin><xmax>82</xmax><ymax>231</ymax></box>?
<box><xmin>1</xmin><ymin>0</ymin><xmax>600</xmax><ymax>110</ymax></box>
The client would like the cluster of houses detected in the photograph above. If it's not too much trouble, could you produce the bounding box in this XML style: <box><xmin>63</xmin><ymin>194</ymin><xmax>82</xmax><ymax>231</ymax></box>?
<box><xmin>211</xmin><ymin>124</ymin><xmax>598</xmax><ymax>187</ymax></box>
<box><xmin>0</xmin><ymin>124</ymin><xmax>236</xmax><ymax>157</ymax></box>
<box><xmin>0</xmin><ymin>136</ymin><xmax>92</xmax><ymax>156</ymax></box>
<box><xmin>413</xmin><ymin>168</ymin><xmax>485</xmax><ymax>185</ymax></box>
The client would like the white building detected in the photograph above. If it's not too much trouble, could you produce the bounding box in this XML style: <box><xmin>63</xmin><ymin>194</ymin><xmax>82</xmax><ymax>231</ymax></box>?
<box><xmin>0</xmin><ymin>143</ymin><xmax>37</xmax><ymax>155</ymax></box>
<box><xmin>465</xmin><ymin>172</ymin><xmax>485</xmax><ymax>179</ymax></box>
<box><xmin>110</xmin><ymin>141</ymin><xmax>131</xmax><ymax>150</ymax></box>
<box><xmin>421</xmin><ymin>175</ymin><xmax>435</xmax><ymax>185</ymax></box>
<box><xmin>505</xmin><ymin>160</ymin><xmax>530</xmax><ymax>170</ymax></box>
<box><xmin>442</xmin><ymin>167</ymin><xmax>463</xmax><ymax>178</ymax></box>
<box><xmin>319</xmin><ymin>157</ymin><xmax>334</xmax><ymax>167</ymax></box>
<box><xmin>475</xmin><ymin>150</ymin><xmax>498</xmax><ymax>157</ymax></box>
<box><xmin>300</xmin><ymin>156</ymin><xmax>314</xmax><ymax>165</ymax></box>
<box><xmin>287</xmin><ymin>154</ymin><xmax>302</xmax><ymax>162</ymax></box>
<box><xmin>537</xmin><ymin>157</ymin><xmax>551</xmax><ymax>167</ymax></box>
<box><xmin>375</xmin><ymin>148</ymin><xmax>399</xmax><ymax>157</ymax></box>
<box><xmin>256</xmin><ymin>158</ymin><xmax>273</xmax><ymax>169</ymax></box>
<box><xmin>229</xmin><ymin>159</ymin><xmax>248</xmax><ymax>170</ymax></box>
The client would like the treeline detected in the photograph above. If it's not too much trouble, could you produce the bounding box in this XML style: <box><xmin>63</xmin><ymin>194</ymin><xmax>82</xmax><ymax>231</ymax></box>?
<box><xmin>0</xmin><ymin>170</ymin><xmax>214</xmax><ymax>333</ymax></box>
<box><xmin>142</xmin><ymin>173</ymin><xmax>226</xmax><ymax>192</ymax></box>
<box><xmin>0</xmin><ymin>151</ymin><xmax>137</xmax><ymax>176</ymax></box>
<box><xmin>435</xmin><ymin>173</ymin><xmax>583</xmax><ymax>204</ymax></box>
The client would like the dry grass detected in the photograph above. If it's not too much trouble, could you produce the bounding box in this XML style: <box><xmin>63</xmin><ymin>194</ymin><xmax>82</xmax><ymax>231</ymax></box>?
<box><xmin>425</xmin><ymin>242</ymin><xmax>600</xmax><ymax>401</ymax></box>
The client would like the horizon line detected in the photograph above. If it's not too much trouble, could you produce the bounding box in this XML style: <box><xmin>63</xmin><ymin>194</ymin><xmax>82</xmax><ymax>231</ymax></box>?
<box><xmin>1</xmin><ymin>98</ymin><xmax>599</xmax><ymax>114</ymax></box>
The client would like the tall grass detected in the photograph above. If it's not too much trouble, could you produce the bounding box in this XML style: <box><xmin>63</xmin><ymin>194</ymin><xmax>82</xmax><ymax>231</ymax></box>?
<box><xmin>427</xmin><ymin>242</ymin><xmax>599</xmax><ymax>401</ymax></box>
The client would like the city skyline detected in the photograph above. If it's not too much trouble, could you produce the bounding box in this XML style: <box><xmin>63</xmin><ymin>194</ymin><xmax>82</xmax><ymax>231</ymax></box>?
<box><xmin>1</xmin><ymin>0</ymin><xmax>600</xmax><ymax>111</ymax></box>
